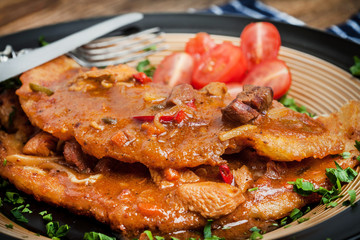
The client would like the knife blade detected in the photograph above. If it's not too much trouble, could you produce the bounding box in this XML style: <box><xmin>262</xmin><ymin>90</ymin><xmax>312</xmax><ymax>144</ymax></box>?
<box><xmin>0</xmin><ymin>13</ymin><xmax>143</xmax><ymax>82</ymax></box>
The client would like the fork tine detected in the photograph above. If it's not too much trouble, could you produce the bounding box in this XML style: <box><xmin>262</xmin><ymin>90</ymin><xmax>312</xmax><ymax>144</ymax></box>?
<box><xmin>69</xmin><ymin>45</ymin><xmax>167</xmax><ymax>68</ymax></box>
<box><xmin>70</xmin><ymin>27</ymin><xmax>167</xmax><ymax>67</ymax></box>
<box><xmin>78</xmin><ymin>39</ymin><xmax>165</xmax><ymax>61</ymax></box>
<box><xmin>83</xmin><ymin>27</ymin><xmax>161</xmax><ymax>48</ymax></box>
<box><xmin>79</xmin><ymin>32</ymin><xmax>164</xmax><ymax>55</ymax></box>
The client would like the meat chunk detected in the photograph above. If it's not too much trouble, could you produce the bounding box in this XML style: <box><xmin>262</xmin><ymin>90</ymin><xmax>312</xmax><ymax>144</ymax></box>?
<box><xmin>177</xmin><ymin>182</ymin><xmax>245</xmax><ymax>218</ymax></box>
<box><xmin>232</xmin><ymin>165</ymin><xmax>253</xmax><ymax>193</ymax></box>
<box><xmin>166</xmin><ymin>84</ymin><xmax>196</xmax><ymax>106</ymax></box>
<box><xmin>222</xmin><ymin>85</ymin><xmax>273</xmax><ymax>125</ymax></box>
<box><xmin>63</xmin><ymin>140</ymin><xmax>96</xmax><ymax>173</ymax></box>
<box><xmin>23</xmin><ymin>131</ymin><xmax>58</xmax><ymax>156</ymax></box>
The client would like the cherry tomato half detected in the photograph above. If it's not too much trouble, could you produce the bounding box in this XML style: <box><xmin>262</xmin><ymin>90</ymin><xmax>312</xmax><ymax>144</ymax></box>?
<box><xmin>240</xmin><ymin>22</ymin><xmax>281</xmax><ymax>70</ymax></box>
<box><xmin>241</xmin><ymin>59</ymin><xmax>291</xmax><ymax>99</ymax></box>
<box><xmin>185</xmin><ymin>32</ymin><xmax>217</xmax><ymax>66</ymax></box>
<box><xmin>191</xmin><ymin>42</ymin><xmax>247</xmax><ymax>89</ymax></box>
<box><xmin>153</xmin><ymin>52</ymin><xmax>194</xmax><ymax>87</ymax></box>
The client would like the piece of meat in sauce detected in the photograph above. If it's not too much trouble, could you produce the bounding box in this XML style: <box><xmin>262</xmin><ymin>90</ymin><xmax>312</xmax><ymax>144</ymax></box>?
<box><xmin>222</xmin><ymin>85</ymin><xmax>273</xmax><ymax>125</ymax></box>
<box><xmin>17</xmin><ymin>56</ymin><xmax>347</xmax><ymax>168</ymax></box>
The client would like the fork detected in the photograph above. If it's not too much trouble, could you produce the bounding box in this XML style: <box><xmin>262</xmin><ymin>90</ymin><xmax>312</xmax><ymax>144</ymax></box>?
<box><xmin>0</xmin><ymin>27</ymin><xmax>167</xmax><ymax>68</ymax></box>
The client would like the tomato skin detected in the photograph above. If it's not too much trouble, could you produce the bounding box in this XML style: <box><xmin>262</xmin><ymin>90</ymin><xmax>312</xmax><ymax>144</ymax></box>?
<box><xmin>153</xmin><ymin>52</ymin><xmax>194</xmax><ymax>87</ymax></box>
<box><xmin>240</xmin><ymin>22</ymin><xmax>281</xmax><ymax>69</ymax></box>
<box><xmin>185</xmin><ymin>32</ymin><xmax>216</xmax><ymax>65</ymax></box>
<box><xmin>191</xmin><ymin>42</ymin><xmax>247</xmax><ymax>89</ymax></box>
<box><xmin>241</xmin><ymin>59</ymin><xmax>291</xmax><ymax>99</ymax></box>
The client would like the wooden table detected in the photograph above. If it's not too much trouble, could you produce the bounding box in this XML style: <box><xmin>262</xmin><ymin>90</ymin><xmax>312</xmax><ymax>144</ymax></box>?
<box><xmin>0</xmin><ymin>0</ymin><xmax>359</xmax><ymax>37</ymax></box>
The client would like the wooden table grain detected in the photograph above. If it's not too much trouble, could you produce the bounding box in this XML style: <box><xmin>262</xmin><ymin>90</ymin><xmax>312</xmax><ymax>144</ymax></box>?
<box><xmin>0</xmin><ymin>0</ymin><xmax>359</xmax><ymax>37</ymax></box>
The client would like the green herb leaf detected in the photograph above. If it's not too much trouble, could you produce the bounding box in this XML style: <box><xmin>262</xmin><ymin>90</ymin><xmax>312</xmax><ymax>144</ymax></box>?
<box><xmin>249</xmin><ymin>227</ymin><xmax>263</xmax><ymax>240</ymax></box>
<box><xmin>10</xmin><ymin>207</ymin><xmax>28</xmax><ymax>223</ymax></box>
<box><xmin>343</xmin><ymin>189</ymin><xmax>357</xmax><ymax>207</ymax></box>
<box><xmin>83</xmin><ymin>231</ymin><xmax>116</xmax><ymax>240</ymax></box>
<box><xmin>5</xmin><ymin>223</ymin><xmax>13</xmax><ymax>229</ymax></box>
<box><xmin>143</xmin><ymin>230</ymin><xmax>154</xmax><ymax>240</ymax></box>
<box><xmin>280</xmin><ymin>217</ymin><xmax>288</xmax><ymax>226</ymax></box>
<box><xmin>5</xmin><ymin>192</ymin><xmax>25</xmax><ymax>204</ymax></box>
<box><xmin>289</xmin><ymin>208</ymin><xmax>303</xmax><ymax>221</ymax></box>
<box><xmin>297</xmin><ymin>217</ymin><xmax>310</xmax><ymax>223</ymax></box>
<box><xmin>46</xmin><ymin>221</ymin><xmax>70</xmax><ymax>239</ymax></box>
<box><xmin>340</xmin><ymin>152</ymin><xmax>351</xmax><ymax>159</ymax></box>
<box><xmin>29</xmin><ymin>83</ymin><xmax>54</xmax><ymax>96</ymax></box>
<box><xmin>2</xmin><ymin>158</ymin><xmax>7</xmax><ymax>166</ymax></box>
<box><xmin>204</xmin><ymin>220</ymin><xmax>213</xmax><ymax>239</ymax></box>
<box><xmin>144</xmin><ymin>45</ymin><xmax>157</xmax><ymax>51</ymax></box>
<box><xmin>248</xmin><ymin>187</ymin><xmax>259</xmax><ymax>192</ymax></box>
<box><xmin>38</xmin><ymin>36</ymin><xmax>49</xmax><ymax>46</ymax></box>
<box><xmin>326</xmin><ymin>162</ymin><xmax>357</xmax><ymax>185</ymax></box>
<box><xmin>136</xmin><ymin>59</ymin><xmax>156</xmax><ymax>77</ymax></box>
<box><xmin>350</xmin><ymin>56</ymin><xmax>360</xmax><ymax>76</ymax></box>
<box><xmin>279</xmin><ymin>94</ymin><xmax>315</xmax><ymax>117</ymax></box>
<box><xmin>288</xmin><ymin>178</ymin><xmax>315</xmax><ymax>196</ymax></box>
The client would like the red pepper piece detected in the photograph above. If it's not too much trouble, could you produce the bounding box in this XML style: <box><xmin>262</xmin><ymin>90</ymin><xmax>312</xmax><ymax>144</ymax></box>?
<box><xmin>133</xmin><ymin>72</ymin><xmax>152</xmax><ymax>84</ymax></box>
<box><xmin>186</xmin><ymin>99</ymin><xmax>197</xmax><ymax>110</ymax></box>
<box><xmin>133</xmin><ymin>115</ymin><xmax>155</xmax><ymax>122</ymax></box>
<box><xmin>174</xmin><ymin>110</ymin><xmax>187</xmax><ymax>123</ymax></box>
<box><xmin>219</xmin><ymin>164</ymin><xmax>233</xmax><ymax>184</ymax></box>
<box><xmin>160</xmin><ymin>115</ymin><xmax>174</xmax><ymax>123</ymax></box>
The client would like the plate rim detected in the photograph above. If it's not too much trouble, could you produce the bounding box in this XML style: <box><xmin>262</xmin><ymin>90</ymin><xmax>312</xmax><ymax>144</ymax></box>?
<box><xmin>1</xmin><ymin>12</ymin><xmax>360</xmax><ymax>240</ymax></box>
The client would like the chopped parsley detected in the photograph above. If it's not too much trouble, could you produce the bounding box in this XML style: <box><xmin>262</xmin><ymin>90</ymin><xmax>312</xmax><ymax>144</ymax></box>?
<box><xmin>340</xmin><ymin>152</ymin><xmax>351</xmax><ymax>159</ymax></box>
<box><xmin>249</xmin><ymin>226</ymin><xmax>263</xmax><ymax>240</ymax></box>
<box><xmin>5</xmin><ymin>192</ymin><xmax>25</xmax><ymax>204</ymax></box>
<box><xmin>10</xmin><ymin>205</ymin><xmax>31</xmax><ymax>223</ymax></box>
<box><xmin>45</xmin><ymin>221</ymin><xmax>70</xmax><ymax>240</ymax></box>
<box><xmin>5</xmin><ymin>223</ymin><xmax>14</xmax><ymax>229</ymax></box>
<box><xmin>2</xmin><ymin>158</ymin><xmax>7</xmax><ymax>166</ymax></box>
<box><xmin>248</xmin><ymin>187</ymin><xmax>259</xmax><ymax>192</ymax></box>
<box><xmin>288</xmin><ymin>160</ymin><xmax>358</xmax><ymax>207</ymax></box>
<box><xmin>83</xmin><ymin>231</ymin><xmax>116</xmax><ymax>240</ymax></box>
<box><xmin>289</xmin><ymin>208</ymin><xmax>303</xmax><ymax>221</ymax></box>
<box><xmin>350</xmin><ymin>56</ymin><xmax>360</xmax><ymax>76</ymax></box>
<box><xmin>355</xmin><ymin>140</ymin><xmax>360</xmax><ymax>162</ymax></box>
<box><xmin>343</xmin><ymin>189</ymin><xmax>357</xmax><ymax>207</ymax></box>
<box><xmin>279</xmin><ymin>94</ymin><xmax>315</xmax><ymax>117</ymax></box>
<box><xmin>38</xmin><ymin>36</ymin><xmax>49</xmax><ymax>46</ymax></box>
<box><xmin>144</xmin><ymin>45</ymin><xmax>157</xmax><ymax>51</ymax></box>
<box><xmin>297</xmin><ymin>217</ymin><xmax>310</xmax><ymax>223</ymax></box>
<box><xmin>39</xmin><ymin>211</ymin><xmax>53</xmax><ymax>221</ymax></box>
<box><xmin>136</xmin><ymin>59</ymin><xmax>156</xmax><ymax>77</ymax></box>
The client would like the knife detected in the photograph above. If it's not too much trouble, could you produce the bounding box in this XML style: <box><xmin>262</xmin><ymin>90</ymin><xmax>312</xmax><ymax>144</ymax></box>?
<box><xmin>0</xmin><ymin>13</ymin><xmax>143</xmax><ymax>82</ymax></box>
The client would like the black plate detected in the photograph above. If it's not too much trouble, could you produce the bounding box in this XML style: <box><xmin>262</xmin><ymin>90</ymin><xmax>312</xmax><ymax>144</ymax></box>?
<box><xmin>1</xmin><ymin>13</ymin><xmax>360</xmax><ymax>240</ymax></box>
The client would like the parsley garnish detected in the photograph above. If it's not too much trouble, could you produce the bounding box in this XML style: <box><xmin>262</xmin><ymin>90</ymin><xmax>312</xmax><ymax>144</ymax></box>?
<box><xmin>289</xmin><ymin>160</ymin><xmax>358</xmax><ymax>207</ymax></box>
<box><xmin>83</xmin><ymin>231</ymin><xmax>116</xmax><ymax>240</ymax></box>
<box><xmin>279</xmin><ymin>94</ymin><xmax>315</xmax><ymax>117</ymax></box>
<box><xmin>2</xmin><ymin>158</ymin><xmax>7</xmax><ymax>166</ymax></box>
<box><xmin>38</xmin><ymin>36</ymin><xmax>49</xmax><ymax>46</ymax></box>
<box><xmin>248</xmin><ymin>187</ymin><xmax>259</xmax><ymax>192</ymax></box>
<box><xmin>249</xmin><ymin>226</ymin><xmax>263</xmax><ymax>240</ymax></box>
<box><xmin>136</xmin><ymin>59</ymin><xmax>156</xmax><ymax>77</ymax></box>
<box><xmin>10</xmin><ymin>205</ymin><xmax>31</xmax><ymax>223</ymax></box>
<box><xmin>354</xmin><ymin>140</ymin><xmax>360</xmax><ymax>162</ymax></box>
<box><xmin>340</xmin><ymin>152</ymin><xmax>351</xmax><ymax>159</ymax></box>
<box><xmin>343</xmin><ymin>189</ymin><xmax>357</xmax><ymax>207</ymax></box>
<box><xmin>5</xmin><ymin>192</ymin><xmax>25</xmax><ymax>204</ymax></box>
<box><xmin>297</xmin><ymin>217</ymin><xmax>310</xmax><ymax>223</ymax></box>
<box><xmin>45</xmin><ymin>221</ymin><xmax>70</xmax><ymax>240</ymax></box>
<box><xmin>350</xmin><ymin>56</ymin><xmax>360</xmax><ymax>76</ymax></box>
<box><xmin>5</xmin><ymin>223</ymin><xmax>14</xmax><ymax>229</ymax></box>
<box><xmin>289</xmin><ymin>208</ymin><xmax>303</xmax><ymax>221</ymax></box>
<box><xmin>39</xmin><ymin>211</ymin><xmax>53</xmax><ymax>221</ymax></box>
